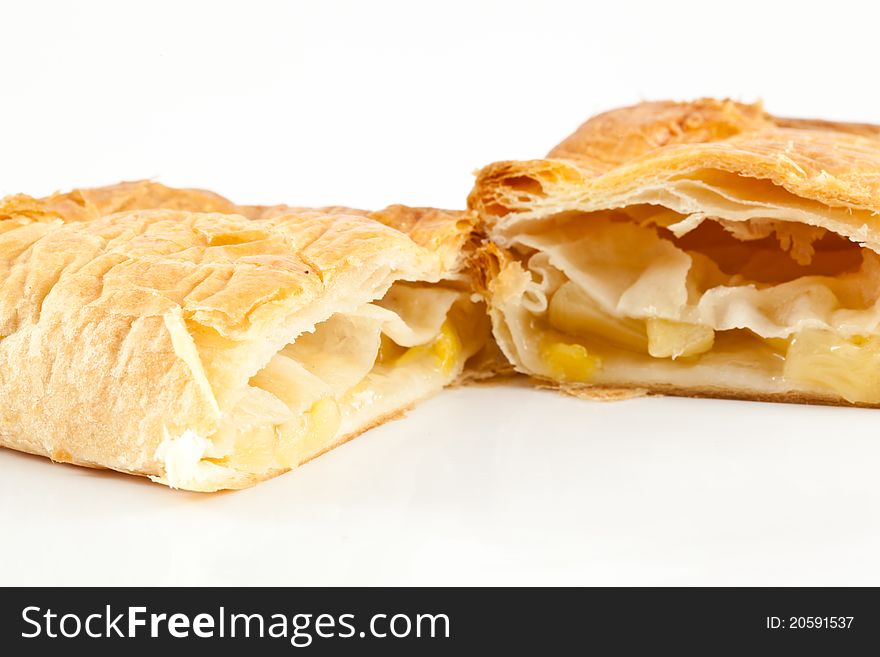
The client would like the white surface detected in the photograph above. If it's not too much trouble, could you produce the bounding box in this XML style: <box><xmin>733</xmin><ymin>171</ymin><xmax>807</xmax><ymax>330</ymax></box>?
<box><xmin>3</xmin><ymin>0</ymin><xmax>880</xmax><ymax>586</ymax></box>
<box><xmin>4</xmin><ymin>385</ymin><xmax>880</xmax><ymax>586</ymax></box>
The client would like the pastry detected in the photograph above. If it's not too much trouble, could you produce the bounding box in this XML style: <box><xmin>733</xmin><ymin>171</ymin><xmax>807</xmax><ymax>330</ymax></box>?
<box><xmin>0</xmin><ymin>183</ymin><xmax>490</xmax><ymax>490</ymax></box>
<box><xmin>470</xmin><ymin>99</ymin><xmax>880</xmax><ymax>406</ymax></box>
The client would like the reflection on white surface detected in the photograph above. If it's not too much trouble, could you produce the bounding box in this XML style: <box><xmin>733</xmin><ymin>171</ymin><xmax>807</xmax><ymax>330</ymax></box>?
<box><xmin>2</xmin><ymin>384</ymin><xmax>879</xmax><ymax>586</ymax></box>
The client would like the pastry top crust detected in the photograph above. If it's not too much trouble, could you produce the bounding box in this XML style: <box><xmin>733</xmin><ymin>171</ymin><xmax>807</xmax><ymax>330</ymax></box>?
<box><xmin>2</xmin><ymin>209</ymin><xmax>436</xmax><ymax>341</ymax></box>
<box><xmin>0</xmin><ymin>182</ymin><xmax>476</xmax><ymax>341</ymax></box>
<box><xmin>253</xmin><ymin>203</ymin><xmax>475</xmax><ymax>273</ymax></box>
<box><xmin>469</xmin><ymin>98</ymin><xmax>880</xmax><ymax>227</ymax></box>
<box><xmin>0</xmin><ymin>180</ymin><xmax>241</xmax><ymax>224</ymax></box>
<box><xmin>1</xmin><ymin>181</ymin><xmax>475</xmax><ymax>276</ymax></box>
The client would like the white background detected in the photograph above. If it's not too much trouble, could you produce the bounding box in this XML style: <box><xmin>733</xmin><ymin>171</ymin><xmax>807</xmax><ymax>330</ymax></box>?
<box><xmin>2</xmin><ymin>0</ymin><xmax>880</xmax><ymax>586</ymax></box>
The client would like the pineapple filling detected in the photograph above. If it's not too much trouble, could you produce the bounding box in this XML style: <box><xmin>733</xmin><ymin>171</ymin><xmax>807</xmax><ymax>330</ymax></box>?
<box><xmin>539</xmin><ymin>336</ymin><xmax>599</xmax><ymax>383</ymax></box>
<box><xmin>645</xmin><ymin>319</ymin><xmax>714</xmax><ymax>359</ymax></box>
<box><xmin>204</xmin><ymin>283</ymin><xmax>487</xmax><ymax>474</ymax></box>
<box><xmin>512</xmin><ymin>209</ymin><xmax>880</xmax><ymax>403</ymax></box>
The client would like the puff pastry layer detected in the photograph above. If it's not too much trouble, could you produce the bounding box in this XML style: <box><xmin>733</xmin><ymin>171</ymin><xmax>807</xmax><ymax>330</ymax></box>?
<box><xmin>0</xmin><ymin>183</ymin><xmax>490</xmax><ymax>490</ymax></box>
<box><xmin>470</xmin><ymin>99</ymin><xmax>880</xmax><ymax>406</ymax></box>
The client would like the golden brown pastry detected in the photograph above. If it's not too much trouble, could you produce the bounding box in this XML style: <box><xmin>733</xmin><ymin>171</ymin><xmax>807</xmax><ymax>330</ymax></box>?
<box><xmin>0</xmin><ymin>183</ymin><xmax>490</xmax><ymax>490</ymax></box>
<box><xmin>470</xmin><ymin>99</ymin><xmax>880</xmax><ymax>406</ymax></box>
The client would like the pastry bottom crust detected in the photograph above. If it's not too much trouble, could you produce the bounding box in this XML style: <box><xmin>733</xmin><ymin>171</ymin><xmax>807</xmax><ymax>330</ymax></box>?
<box><xmin>542</xmin><ymin>378</ymin><xmax>880</xmax><ymax>408</ymax></box>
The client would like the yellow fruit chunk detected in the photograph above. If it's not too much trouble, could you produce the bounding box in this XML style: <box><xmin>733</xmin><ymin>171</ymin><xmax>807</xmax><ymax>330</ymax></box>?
<box><xmin>216</xmin><ymin>387</ymin><xmax>295</xmax><ymax>473</ymax></box>
<box><xmin>395</xmin><ymin>320</ymin><xmax>462</xmax><ymax>375</ymax></box>
<box><xmin>227</xmin><ymin>424</ymin><xmax>278</xmax><ymax>473</ymax></box>
<box><xmin>784</xmin><ymin>329</ymin><xmax>880</xmax><ymax>404</ymax></box>
<box><xmin>646</xmin><ymin>319</ymin><xmax>714</xmax><ymax>359</ymax></box>
<box><xmin>540</xmin><ymin>339</ymin><xmax>600</xmax><ymax>383</ymax></box>
<box><xmin>431</xmin><ymin>320</ymin><xmax>463</xmax><ymax>375</ymax></box>
<box><xmin>376</xmin><ymin>334</ymin><xmax>407</xmax><ymax>364</ymax></box>
<box><xmin>548</xmin><ymin>281</ymin><xmax>648</xmax><ymax>352</ymax></box>
<box><xmin>275</xmin><ymin>397</ymin><xmax>342</xmax><ymax>468</ymax></box>
<box><xmin>308</xmin><ymin>397</ymin><xmax>342</xmax><ymax>445</ymax></box>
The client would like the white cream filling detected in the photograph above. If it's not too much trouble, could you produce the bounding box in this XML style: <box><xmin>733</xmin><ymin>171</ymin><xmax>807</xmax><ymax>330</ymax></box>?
<box><xmin>152</xmin><ymin>428</ymin><xmax>229</xmax><ymax>490</ymax></box>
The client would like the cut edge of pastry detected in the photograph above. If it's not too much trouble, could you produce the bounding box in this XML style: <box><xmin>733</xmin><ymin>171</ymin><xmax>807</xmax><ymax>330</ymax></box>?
<box><xmin>149</xmin><ymin>280</ymin><xmax>491</xmax><ymax>492</ymax></box>
<box><xmin>471</xmin><ymin>98</ymin><xmax>880</xmax><ymax>408</ymax></box>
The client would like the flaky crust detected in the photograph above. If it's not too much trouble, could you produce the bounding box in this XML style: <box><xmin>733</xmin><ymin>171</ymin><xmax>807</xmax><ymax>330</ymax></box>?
<box><xmin>2</xmin><ymin>181</ymin><xmax>476</xmax><ymax>273</ymax></box>
<box><xmin>469</xmin><ymin>99</ymin><xmax>880</xmax><ymax>407</ymax></box>
<box><xmin>0</xmin><ymin>180</ymin><xmax>241</xmax><ymax>224</ymax></box>
<box><xmin>470</xmin><ymin>98</ymin><xmax>880</xmax><ymax>239</ymax></box>
<box><xmin>254</xmin><ymin>203</ymin><xmax>476</xmax><ymax>274</ymax></box>
<box><xmin>0</xmin><ymin>183</ymin><xmax>476</xmax><ymax>489</ymax></box>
